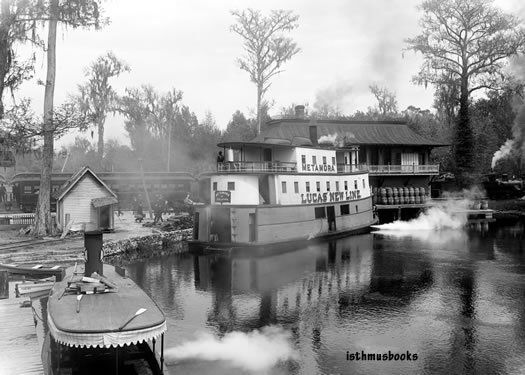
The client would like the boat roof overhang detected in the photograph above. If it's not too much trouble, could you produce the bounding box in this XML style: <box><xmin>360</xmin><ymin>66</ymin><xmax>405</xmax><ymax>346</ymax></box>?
<box><xmin>217</xmin><ymin>141</ymin><xmax>337</xmax><ymax>150</ymax></box>
<box><xmin>47</xmin><ymin>265</ymin><xmax>166</xmax><ymax>348</ymax></box>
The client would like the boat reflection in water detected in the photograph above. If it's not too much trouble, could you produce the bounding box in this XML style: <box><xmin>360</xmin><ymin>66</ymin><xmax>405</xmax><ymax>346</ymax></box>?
<box><xmin>124</xmin><ymin>220</ymin><xmax>525</xmax><ymax>375</ymax></box>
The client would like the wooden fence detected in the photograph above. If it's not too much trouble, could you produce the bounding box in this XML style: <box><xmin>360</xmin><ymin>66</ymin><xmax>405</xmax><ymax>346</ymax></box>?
<box><xmin>0</xmin><ymin>213</ymin><xmax>56</xmax><ymax>226</ymax></box>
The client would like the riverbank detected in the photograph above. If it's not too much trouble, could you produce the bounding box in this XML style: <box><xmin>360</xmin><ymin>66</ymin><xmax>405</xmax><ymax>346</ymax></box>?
<box><xmin>0</xmin><ymin>211</ymin><xmax>193</xmax><ymax>267</ymax></box>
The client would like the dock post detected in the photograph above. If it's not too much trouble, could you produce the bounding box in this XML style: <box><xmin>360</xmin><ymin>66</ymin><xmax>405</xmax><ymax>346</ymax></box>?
<box><xmin>0</xmin><ymin>270</ymin><xmax>8</xmax><ymax>299</ymax></box>
<box><xmin>85</xmin><ymin>230</ymin><xmax>103</xmax><ymax>276</ymax></box>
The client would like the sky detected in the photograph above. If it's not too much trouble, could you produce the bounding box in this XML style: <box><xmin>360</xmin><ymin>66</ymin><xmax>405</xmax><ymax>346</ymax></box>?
<box><xmin>14</xmin><ymin>0</ymin><xmax>525</xmax><ymax>148</ymax></box>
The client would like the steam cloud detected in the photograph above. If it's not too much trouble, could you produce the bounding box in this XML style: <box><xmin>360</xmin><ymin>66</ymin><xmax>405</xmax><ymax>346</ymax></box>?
<box><xmin>374</xmin><ymin>205</ymin><xmax>467</xmax><ymax>231</ymax></box>
<box><xmin>165</xmin><ymin>326</ymin><xmax>297</xmax><ymax>372</ymax></box>
<box><xmin>373</xmin><ymin>187</ymin><xmax>485</xmax><ymax>232</ymax></box>
<box><xmin>491</xmin><ymin>139</ymin><xmax>515</xmax><ymax>169</ymax></box>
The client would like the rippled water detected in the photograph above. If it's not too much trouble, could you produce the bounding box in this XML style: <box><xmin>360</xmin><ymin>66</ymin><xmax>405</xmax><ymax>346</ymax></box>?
<box><xmin>125</xmin><ymin>221</ymin><xmax>525</xmax><ymax>375</ymax></box>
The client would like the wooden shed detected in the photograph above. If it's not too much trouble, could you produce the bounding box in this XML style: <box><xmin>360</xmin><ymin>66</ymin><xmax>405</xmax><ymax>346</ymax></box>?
<box><xmin>54</xmin><ymin>166</ymin><xmax>118</xmax><ymax>232</ymax></box>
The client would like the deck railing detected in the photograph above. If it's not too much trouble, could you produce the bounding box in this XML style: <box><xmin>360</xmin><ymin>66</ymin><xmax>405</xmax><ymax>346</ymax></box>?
<box><xmin>217</xmin><ymin>162</ymin><xmax>439</xmax><ymax>175</ymax></box>
<box><xmin>336</xmin><ymin>164</ymin><xmax>369</xmax><ymax>173</ymax></box>
<box><xmin>367</xmin><ymin>164</ymin><xmax>440</xmax><ymax>174</ymax></box>
<box><xmin>217</xmin><ymin>161</ymin><xmax>297</xmax><ymax>173</ymax></box>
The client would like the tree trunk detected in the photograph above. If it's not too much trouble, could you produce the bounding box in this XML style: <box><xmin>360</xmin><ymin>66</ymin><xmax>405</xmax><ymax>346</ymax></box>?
<box><xmin>453</xmin><ymin>74</ymin><xmax>474</xmax><ymax>186</ymax></box>
<box><xmin>97</xmin><ymin>118</ymin><xmax>104</xmax><ymax>169</ymax></box>
<box><xmin>0</xmin><ymin>0</ymin><xmax>11</xmax><ymax>119</ymax></box>
<box><xmin>256</xmin><ymin>84</ymin><xmax>262</xmax><ymax>134</ymax></box>
<box><xmin>33</xmin><ymin>0</ymin><xmax>58</xmax><ymax>237</ymax></box>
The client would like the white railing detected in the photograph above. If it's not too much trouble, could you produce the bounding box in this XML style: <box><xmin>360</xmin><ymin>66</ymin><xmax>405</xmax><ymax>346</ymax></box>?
<box><xmin>217</xmin><ymin>161</ymin><xmax>297</xmax><ymax>173</ymax></box>
<box><xmin>336</xmin><ymin>164</ymin><xmax>370</xmax><ymax>173</ymax></box>
<box><xmin>367</xmin><ymin>164</ymin><xmax>440</xmax><ymax>174</ymax></box>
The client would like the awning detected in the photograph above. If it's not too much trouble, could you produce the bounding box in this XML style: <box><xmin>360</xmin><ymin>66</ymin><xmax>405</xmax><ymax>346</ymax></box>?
<box><xmin>47</xmin><ymin>313</ymin><xmax>166</xmax><ymax>348</ymax></box>
<box><xmin>92</xmin><ymin>196</ymin><xmax>118</xmax><ymax>208</ymax></box>
<box><xmin>47</xmin><ymin>264</ymin><xmax>167</xmax><ymax>348</ymax></box>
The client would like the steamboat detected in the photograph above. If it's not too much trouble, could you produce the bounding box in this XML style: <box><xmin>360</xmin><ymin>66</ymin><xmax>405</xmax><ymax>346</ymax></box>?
<box><xmin>190</xmin><ymin>110</ymin><xmax>377</xmax><ymax>253</ymax></box>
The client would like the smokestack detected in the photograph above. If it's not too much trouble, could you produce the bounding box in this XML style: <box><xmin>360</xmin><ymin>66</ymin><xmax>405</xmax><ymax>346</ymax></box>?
<box><xmin>295</xmin><ymin>105</ymin><xmax>305</xmax><ymax>119</ymax></box>
<box><xmin>309</xmin><ymin>126</ymin><xmax>318</xmax><ymax>146</ymax></box>
<box><xmin>84</xmin><ymin>230</ymin><xmax>103</xmax><ymax>276</ymax></box>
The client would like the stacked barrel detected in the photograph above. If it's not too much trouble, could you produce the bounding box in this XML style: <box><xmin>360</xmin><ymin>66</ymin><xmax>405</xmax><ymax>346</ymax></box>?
<box><xmin>372</xmin><ymin>186</ymin><xmax>428</xmax><ymax>205</ymax></box>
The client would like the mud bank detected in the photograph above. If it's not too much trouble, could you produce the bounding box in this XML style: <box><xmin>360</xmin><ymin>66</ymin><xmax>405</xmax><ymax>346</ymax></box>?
<box><xmin>103</xmin><ymin>228</ymin><xmax>193</xmax><ymax>265</ymax></box>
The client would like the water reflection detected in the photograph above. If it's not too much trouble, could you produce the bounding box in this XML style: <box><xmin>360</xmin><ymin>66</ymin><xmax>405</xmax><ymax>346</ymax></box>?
<box><xmin>124</xmin><ymin>220</ymin><xmax>525</xmax><ymax>375</ymax></box>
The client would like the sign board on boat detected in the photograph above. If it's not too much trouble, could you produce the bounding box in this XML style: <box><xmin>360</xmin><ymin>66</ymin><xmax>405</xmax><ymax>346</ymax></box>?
<box><xmin>215</xmin><ymin>190</ymin><xmax>231</xmax><ymax>203</ymax></box>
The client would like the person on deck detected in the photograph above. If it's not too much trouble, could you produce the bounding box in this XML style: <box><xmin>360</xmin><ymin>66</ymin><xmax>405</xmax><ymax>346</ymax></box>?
<box><xmin>217</xmin><ymin>151</ymin><xmax>225</xmax><ymax>163</ymax></box>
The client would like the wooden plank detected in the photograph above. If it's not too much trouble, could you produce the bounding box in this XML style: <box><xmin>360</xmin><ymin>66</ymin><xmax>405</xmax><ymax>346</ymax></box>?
<box><xmin>0</xmin><ymin>298</ymin><xmax>44</xmax><ymax>375</ymax></box>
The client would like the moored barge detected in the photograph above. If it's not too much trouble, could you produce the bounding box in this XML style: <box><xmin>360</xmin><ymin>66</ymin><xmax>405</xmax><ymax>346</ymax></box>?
<box><xmin>189</xmin><ymin>118</ymin><xmax>377</xmax><ymax>254</ymax></box>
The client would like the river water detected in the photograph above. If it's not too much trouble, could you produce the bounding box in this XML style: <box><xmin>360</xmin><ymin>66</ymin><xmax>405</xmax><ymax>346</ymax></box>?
<box><xmin>124</xmin><ymin>219</ymin><xmax>525</xmax><ymax>375</ymax></box>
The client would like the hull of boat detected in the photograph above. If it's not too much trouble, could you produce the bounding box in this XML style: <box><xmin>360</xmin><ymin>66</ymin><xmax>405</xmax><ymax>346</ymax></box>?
<box><xmin>190</xmin><ymin>197</ymin><xmax>376</xmax><ymax>255</ymax></box>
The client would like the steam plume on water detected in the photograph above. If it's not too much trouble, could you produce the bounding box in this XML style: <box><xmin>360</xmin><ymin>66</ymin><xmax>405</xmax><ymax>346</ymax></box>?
<box><xmin>373</xmin><ymin>188</ymin><xmax>485</xmax><ymax>232</ymax></box>
<box><xmin>374</xmin><ymin>205</ymin><xmax>467</xmax><ymax>231</ymax></box>
<box><xmin>164</xmin><ymin>326</ymin><xmax>298</xmax><ymax>372</ymax></box>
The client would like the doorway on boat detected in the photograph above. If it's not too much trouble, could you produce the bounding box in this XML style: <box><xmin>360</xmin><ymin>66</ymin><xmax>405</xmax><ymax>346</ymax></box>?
<box><xmin>209</xmin><ymin>207</ymin><xmax>231</xmax><ymax>243</ymax></box>
<box><xmin>327</xmin><ymin>205</ymin><xmax>336</xmax><ymax>231</ymax></box>
<box><xmin>258</xmin><ymin>175</ymin><xmax>270</xmax><ymax>204</ymax></box>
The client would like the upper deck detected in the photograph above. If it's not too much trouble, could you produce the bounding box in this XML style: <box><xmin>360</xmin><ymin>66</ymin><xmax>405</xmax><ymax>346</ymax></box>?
<box><xmin>217</xmin><ymin>161</ymin><xmax>439</xmax><ymax>175</ymax></box>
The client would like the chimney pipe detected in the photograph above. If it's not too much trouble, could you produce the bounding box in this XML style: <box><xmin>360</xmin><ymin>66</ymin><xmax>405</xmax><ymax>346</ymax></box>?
<box><xmin>309</xmin><ymin>126</ymin><xmax>318</xmax><ymax>146</ymax></box>
<box><xmin>84</xmin><ymin>230</ymin><xmax>103</xmax><ymax>276</ymax></box>
<box><xmin>295</xmin><ymin>105</ymin><xmax>305</xmax><ymax>119</ymax></box>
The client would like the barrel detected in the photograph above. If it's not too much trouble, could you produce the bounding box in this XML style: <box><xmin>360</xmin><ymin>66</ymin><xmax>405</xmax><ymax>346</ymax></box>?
<box><xmin>419</xmin><ymin>187</ymin><xmax>426</xmax><ymax>196</ymax></box>
<box><xmin>382</xmin><ymin>196</ymin><xmax>388</xmax><ymax>204</ymax></box>
<box><xmin>392</xmin><ymin>187</ymin><xmax>398</xmax><ymax>197</ymax></box>
<box><xmin>394</xmin><ymin>196</ymin><xmax>400</xmax><ymax>204</ymax></box>
<box><xmin>387</xmin><ymin>196</ymin><xmax>394</xmax><ymax>205</ymax></box>
<box><xmin>409</xmin><ymin>187</ymin><xmax>415</xmax><ymax>196</ymax></box>
<box><xmin>420</xmin><ymin>194</ymin><xmax>426</xmax><ymax>203</ymax></box>
<box><xmin>380</xmin><ymin>188</ymin><xmax>387</xmax><ymax>197</ymax></box>
<box><xmin>386</xmin><ymin>187</ymin><xmax>393</xmax><ymax>198</ymax></box>
<box><xmin>403</xmin><ymin>187</ymin><xmax>409</xmax><ymax>196</ymax></box>
<box><xmin>399</xmin><ymin>195</ymin><xmax>405</xmax><ymax>204</ymax></box>
<box><xmin>415</xmin><ymin>195</ymin><xmax>421</xmax><ymax>204</ymax></box>
<box><xmin>408</xmin><ymin>196</ymin><xmax>415</xmax><ymax>204</ymax></box>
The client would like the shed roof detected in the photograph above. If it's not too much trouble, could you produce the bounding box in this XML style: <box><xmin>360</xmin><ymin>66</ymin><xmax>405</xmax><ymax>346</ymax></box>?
<box><xmin>54</xmin><ymin>166</ymin><xmax>117</xmax><ymax>201</ymax></box>
<box><xmin>248</xmin><ymin>119</ymin><xmax>448</xmax><ymax>147</ymax></box>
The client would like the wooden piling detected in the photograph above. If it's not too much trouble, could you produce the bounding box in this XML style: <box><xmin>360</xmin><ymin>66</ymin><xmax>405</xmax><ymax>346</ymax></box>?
<box><xmin>0</xmin><ymin>270</ymin><xmax>8</xmax><ymax>299</ymax></box>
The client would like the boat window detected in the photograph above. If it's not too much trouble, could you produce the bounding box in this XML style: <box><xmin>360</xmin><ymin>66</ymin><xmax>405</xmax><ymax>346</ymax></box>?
<box><xmin>294</xmin><ymin>181</ymin><xmax>299</xmax><ymax>193</ymax></box>
<box><xmin>322</xmin><ymin>156</ymin><xmax>326</xmax><ymax>165</ymax></box>
<box><xmin>24</xmin><ymin>185</ymin><xmax>32</xmax><ymax>194</ymax></box>
<box><xmin>335</xmin><ymin>181</ymin><xmax>339</xmax><ymax>191</ymax></box>
<box><xmin>354</xmin><ymin>180</ymin><xmax>358</xmax><ymax>189</ymax></box>
<box><xmin>212</xmin><ymin>182</ymin><xmax>217</xmax><ymax>191</ymax></box>
<box><xmin>355</xmin><ymin>205</ymin><xmax>359</xmax><ymax>212</ymax></box>
<box><xmin>312</xmin><ymin>156</ymin><xmax>317</xmax><ymax>164</ymax></box>
<box><xmin>281</xmin><ymin>181</ymin><xmax>287</xmax><ymax>193</ymax></box>
<box><xmin>314</xmin><ymin>207</ymin><xmax>326</xmax><ymax>219</ymax></box>
<box><xmin>344</xmin><ymin>181</ymin><xmax>348</xmax><ymax>191</ymax></box>
<box><xmin>227</xmin><ymin>181</ymin><xmax>235</xmax><ymax>191</ymax></box>
<box><xmin>306</xmin><ymin>182</ymin><xmax>310</xmax><ymax>192</ymax></box>
<box><xmin>332</xmin><ymin>157</ymin><xmax>336</xmax><ymax>165</ymax></box>
<box><xmin>316</xmin><ymin>181</ymin><xmax>321</xmax><ymax>192</ymax></box>
<box><xmin>340</xmin><ymin>204</ymin><xmax>350</xmax><ymax>215</ymax></box>
<box><xmin>301</xmin><ymin>155</ymin><xmax>306</xmax><ymax>164</ymax></box>
<box><xmin>362</xmin><ymin>179</ymin><xmax>366</xmax><ymax>188</ymax></box>
<box><xmin>326</xmin><ymin>181</ymin><xmax>330</xmax><ymax>191</ymax></box>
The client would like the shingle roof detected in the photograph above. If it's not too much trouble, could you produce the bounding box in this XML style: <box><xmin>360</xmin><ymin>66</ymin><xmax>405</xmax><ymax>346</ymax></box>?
<box><xmin>53</xmin><ymin>166</ymin><xmax>117</xmax><ymax>201</ymax></box>
<box><xmin>249</xmin><ymin>119</ymin><xmax>448</xmax><ymax>147</ymax></box>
